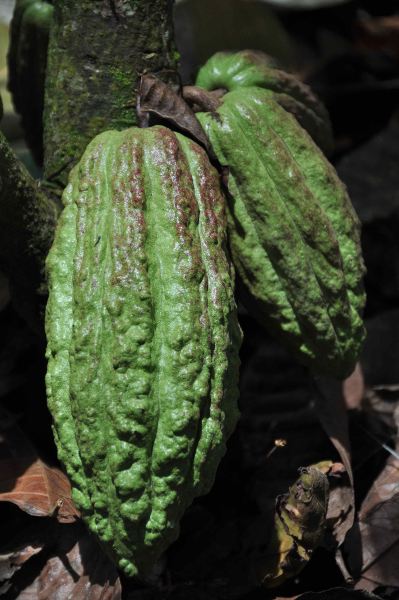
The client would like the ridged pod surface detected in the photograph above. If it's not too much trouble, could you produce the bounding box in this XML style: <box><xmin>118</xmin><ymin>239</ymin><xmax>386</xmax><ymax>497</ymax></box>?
<box><xmin>197</xmin><ymin>87</ymin><xmax>365</xmax><ymax>378</ymax></box>
<box><xmin>45</xmin><ymin>125</ymin><xmax>241</xmax><ymax>576</ymax></box>
<box><xmin>8</xmin><ymin>0</ymin><xmax>53</xmax><ymax>164</ymax></box>
<box><xmin>195</xmin><ymin>50</ymin><xmax>333</xmax><ymax>154</ymax></box>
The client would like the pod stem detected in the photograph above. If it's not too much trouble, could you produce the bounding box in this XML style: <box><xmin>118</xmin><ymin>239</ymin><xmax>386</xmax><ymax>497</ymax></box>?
<box><xmin>183</xmin><ymin>85</ymin><xmax>225</xmax><ymax>113</ymax></box>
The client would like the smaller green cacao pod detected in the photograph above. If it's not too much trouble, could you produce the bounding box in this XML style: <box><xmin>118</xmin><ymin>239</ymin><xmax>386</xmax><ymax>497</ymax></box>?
<box><xmin>197</xmin><ymin>87</ymin><xmax>365</xmax><ymax>378</ymax></box>
<box><xmin>8</xmin><ymin>0</ymin><xmax>53</xmax><ymax>164</ymax></box>
<box><xmin>45</xmin><ymin>125</ymin><xmax>241</xmax><ymax>577</ymax></box>
<box><xmin>195</xmin><ymin>50</ymin><xmax>333</xmax><ymax>155</ymax></box>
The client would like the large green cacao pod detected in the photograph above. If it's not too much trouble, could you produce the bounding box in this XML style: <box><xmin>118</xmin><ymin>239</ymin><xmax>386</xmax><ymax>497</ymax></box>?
<box><xmin>8</xmin><ymin>0</ymin><xmax>53</xmax><ymax>164</ymax></box>
<box><xmin>45</xmin><ymin>125</ymin><xmax>241</xmax><ymax>576</ymax></box>
<box><xmin>196</xmin><ymin>87</ymin><xmax>365</xmax><ymax>378</ymax></box>
<box><xmin>195</xmin><ymin>50</ymin><xmax>333</xmax><ymax>155</ymax></box>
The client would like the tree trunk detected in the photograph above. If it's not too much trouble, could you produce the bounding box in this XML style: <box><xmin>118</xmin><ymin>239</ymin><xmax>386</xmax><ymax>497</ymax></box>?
<box><xmin>0</xmin><ymin>0</ymin><xmax>177</xmax><ymax>329</ymax></box>
<box><xmin>0</xmin><ymin>132</ymin><xmax>58</xmax><ymax>332</ymax></box>
<box><xmin>43</xmin><ymin>0</ymin><xmax>178</xmax><ymax>191</ymax></box>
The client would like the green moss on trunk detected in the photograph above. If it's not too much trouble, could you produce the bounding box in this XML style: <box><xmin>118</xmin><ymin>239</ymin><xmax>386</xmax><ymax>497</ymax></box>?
<box><xmin>43</xmin><ymin>0</ymin><xmax>178</xmax><ymax>190</ymax></box>
<box><xmin>0</xmin><ymin>132</ymin><xmax>58</xmax><ymax>331</ymax></box>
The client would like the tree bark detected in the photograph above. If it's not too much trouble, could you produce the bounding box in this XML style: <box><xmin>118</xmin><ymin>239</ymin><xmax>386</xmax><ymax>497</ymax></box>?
<box><xmin>43</xmin><ymin>0</ymin><xmax>178</xmax><ymax>191</ymax></box>
<box><xmin>0</xmin><ymin>132</ymin><xmax>58</xmax><ymax>331</ymax></box>
<box><xmin>0</xmin><ymin>0</ymin><xmax>177</xmax><ymax>329</ymax></box>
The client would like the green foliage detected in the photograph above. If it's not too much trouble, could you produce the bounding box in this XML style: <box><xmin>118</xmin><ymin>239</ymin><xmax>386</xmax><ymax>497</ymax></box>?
<box><xmin>45</xmin><ymin>125</ymin><xmax>241</xmax><ymax>577</ymax></box>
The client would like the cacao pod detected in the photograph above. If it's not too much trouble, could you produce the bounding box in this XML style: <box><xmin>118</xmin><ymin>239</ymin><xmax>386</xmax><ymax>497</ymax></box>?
<box><xmin>8</xmin><ymin>0</ymin><xmax>53</xmax><ymax>164</ymax></box>
<box><xmin>196</xmin><ymin>87</ymin><xmax>365</xmax><ymax>378</ymax></box>
<box><xmin>195</xmin><ymin>50</ymin><xmax>333</xmax><ymax>154</ymax></box>
<box><xmin>45</xmin><ymin>125</ymin><xmax>241</xmax><ymax>576</ymax></box>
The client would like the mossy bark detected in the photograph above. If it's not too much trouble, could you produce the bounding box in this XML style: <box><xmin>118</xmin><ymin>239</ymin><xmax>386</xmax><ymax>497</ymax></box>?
<box><xmin>0</xmin><ymin>0</ymin><xmax>177</xmax><ymax>330</ymax></box>
<box><xmin>43</xmin><ymin>0</ymin><xmax>178</xmax><ymax>191</ymax></box>
<box><xmin>0</xmin><ymin>132</ymin><xmax>58</xmax><ymax>331</ymax></box>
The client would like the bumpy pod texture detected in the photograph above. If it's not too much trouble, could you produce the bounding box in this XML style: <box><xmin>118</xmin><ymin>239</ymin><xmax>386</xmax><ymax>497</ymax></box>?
<box><xmin>197</xmin><ymin>87</ymin><xmax>365</xmax><ymax>378</ymax></box>
<box><xmin>45</xmin><ymin>126</ymin><xmax>241</xmax><ymax>576</ymax></box>
<box><xmin>195</xmin><ymin>50</ymin><xmax>333</xmax><ymax>155</ymax></box>
<box><xmin>8</xmin><ymin>0</ymin><xmax>53</xmax><ymax>164</ymax></box>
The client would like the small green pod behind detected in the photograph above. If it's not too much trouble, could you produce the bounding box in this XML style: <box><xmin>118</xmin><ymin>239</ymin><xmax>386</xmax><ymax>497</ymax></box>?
<box><xmin>45</xmin><ymin>125</ymin><xmax>241</xmax><ymax>577</ymax></box>
<box><xmin>195</xmin><ymin>50</ymin><xmax>333</xmax><ymax>155</ymax></box>
<box><xmin>197</xmin><ymin>87</ymin><xmax>365</xmax><ymax>378</ymax></box>
<box><xmin>8</xmin><ymin>0</ymin><xmax>53</xmax><ymax>164</ymax></box>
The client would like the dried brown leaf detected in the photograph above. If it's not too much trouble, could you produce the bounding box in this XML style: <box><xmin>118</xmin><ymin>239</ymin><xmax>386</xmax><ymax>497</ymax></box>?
<box><xmin>138</xmin><ymin>75</ymin><xmax>212</xmax><ymax>155</ymax></box>
<box><xmin>0</xmin><ymin>543</ymin><xmax>44</xmax><ymax>595</ymax></box>
<box><xmin>5</xmin><ymin>522</ymin><xmax>121</xmax><ymax>600</ymax></box>
<box><xmin>0</xmin><ymin>517</ymin><xmax>56</xmax><ymax>594</ymax></box>
<box><xmin>316</xmin><ymin>462</ymin><xmax>354</xmax><ymax>550</ymax></box>
<box><xmin>325</xmin><ymin>471</ymin><xmax>354</xmax><ymax>549</ymax></box>
<box><xmin>313</xmin><ymin>378</ymin><xmax>355</xmax><ymax>547</ymax></box>
<box><xmin>354</xmin><ymin>490</ymin><xmax>399</xmax><ymax>592</ymax></box>
<box><xmin>0</xmin><ymin>544</ymin><xmax>42</xmax><ymax>578</ymax></box>
<box><xmin>0</xmin><ymin>458</ymin><xmax>78</xmax><ymax>522</ymax></box>
<box><xmin>343</xmin><ymin>364</ymin><xmax>365</xmax><ymax>410</ymax></box>
<box><xmin>314</xmin><ymin>378</ymin><xmax>353</xmax><ymax>485</ymax></box>
<box><xmin>345</xmin><ymin>404</ymin><xmax>399</xmax><ymax>591</ymax></box>
<box><xmin>0</xmin><ymin>410</ymin><xmax>79</xmax><ymax>522</ymax></box>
